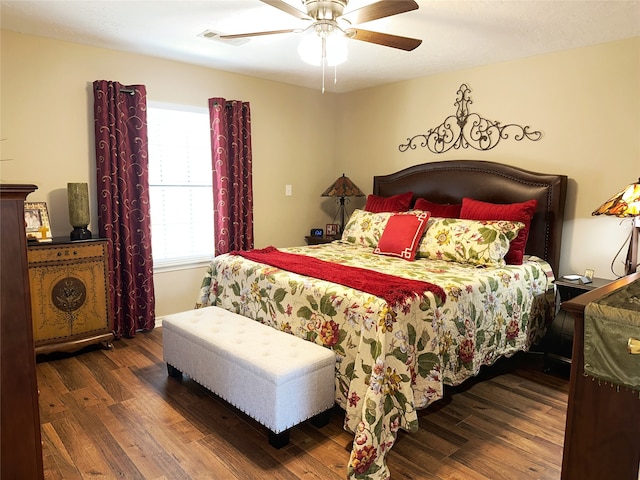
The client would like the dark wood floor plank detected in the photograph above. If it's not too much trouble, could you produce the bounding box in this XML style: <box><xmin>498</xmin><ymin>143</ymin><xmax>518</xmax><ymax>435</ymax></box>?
<box><xmin>44</xmin><ymin>355</ymin><xmax>95</xmax><ymax>392</ymax></box>
<box><xmin>46</xmin><ymin>413</ymin><xmax>117</xmax><ymax>478</ymax></box>
<box><xmin>198</xmin><ymin>429</ymin><xmax>300</xmax><ymax>480</ymax></box>
<box><xmin>72</xmin><ymin>402</ymin><xmax>149</xmax><ymax>479</ymax></box>
<box><xmin>79</xmin><ymin>349</ymin><xmax>135</xmax><ymax>403</ymax></box>
<box><xmin>492</xmin><ymin>368</ymin><xmax>569</xmax><ymax>404</ymax></box>
<box><xmin>459</xmin><ymin>413</ymin><xmax>562</xmax><ymax>474</ymax></box>
<box><xmin>435</xmin><ymin>456</ymin><xmax>499</xmax><ymax>480</ymax></box>
<box><xmin>445</xmin><ymin>390</ymin><xmax>566</xmax><ymax>465</ymax></box>
<box><xmin>450</xmin><ymin>437</ymin><xmax>559</xmax><ymax>480</ymax></box>
<box><xmin>37</xmin><ymin>365</ymin><xmax>72</xmax><ymax>424</ymax></box>
<box><xmin>37</xmin><ymin>327</ymin><xmax>569</xmax><ymax>480</ymax></box>
<box><xmin>396</xmin><ymin>415</ymin><xmax>468</xmax><ymax>461</ymax></box>
<box><xmin>96</xmin><ymin>401</ymin><xmax>192</xmax><ymax>479</ymax></box>
<box><xmin>287</xmin><ymin>416</ymin><xmax>354</xmax><ymax>478</ymax></box>
<box><xmin>451</xmin><ymin>385</ymin><xmax>566</xmax><ymax>437</ymax></box>
<box><xmin>109</xmin><ymin>393</ymin><xmax>238</xmax><ymax>480</ymax></box>
<box><xmin>40</xmin><ymin>422</ymin><xmax>81</xmax><ymax>480</ymax></box>
<box><xmin>104</xmin><ymin>341</ymin><xmax>160</xmax><ymax>371</ymax></box>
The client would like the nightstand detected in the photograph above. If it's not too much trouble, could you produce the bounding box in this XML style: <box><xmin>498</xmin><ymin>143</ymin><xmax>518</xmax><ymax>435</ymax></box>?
<box><xmin>305</xmin><ymin>236</ymin><xmax>336</xmax><ymax>245</ymax></box>
<box><xmin>543</xmin><ymin>276</ymin><xmax>611</xmax><ymax>373</ymax></box>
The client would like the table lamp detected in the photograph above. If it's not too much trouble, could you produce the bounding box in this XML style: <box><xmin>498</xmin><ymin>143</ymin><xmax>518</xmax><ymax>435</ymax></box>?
<box><xmin>321</xmin><ymin>174</ymin><xmax>365</xmax><ymax>234</ymax></box>
<box><xmin>592</xmin><ymin>178</ymin><xmax>640</xmax><ymax>275</ymax></box>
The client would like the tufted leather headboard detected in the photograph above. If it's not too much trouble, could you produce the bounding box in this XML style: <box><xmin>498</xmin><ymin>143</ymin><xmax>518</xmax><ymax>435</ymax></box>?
<box><xmin>373</xmin><ymin>160</ymin><xmax>568</xmax><ymax>275</ymax></box>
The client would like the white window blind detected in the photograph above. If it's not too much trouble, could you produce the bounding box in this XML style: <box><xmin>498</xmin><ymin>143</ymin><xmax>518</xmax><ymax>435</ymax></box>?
<box><xmin>147</xmin><ymin>105</ymin><xmax>214</xmax><ymax>269</ymax></box>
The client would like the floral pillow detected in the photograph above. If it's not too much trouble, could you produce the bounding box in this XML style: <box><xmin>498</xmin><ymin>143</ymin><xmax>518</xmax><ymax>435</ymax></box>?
<box><xmin>417</xmin><ymin>217</ymin><xmax>525</xmax><ymax>266</ymax></box>
<box><xmin>341</xmin><ymin>209</ymin><xmax>393</xmax><ymax>247</ymax></box>
<box><xmin>460</xmin><ymin>197</ymin><xmax>537</xmax><ymax>265</ymax></box>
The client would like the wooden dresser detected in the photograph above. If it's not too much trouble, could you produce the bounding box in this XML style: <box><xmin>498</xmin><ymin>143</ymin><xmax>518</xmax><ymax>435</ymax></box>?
<box><xmin>28</xmin><ymin>238</ymin><xmax>114</xmax><ymax>354</ymax></box>
<box><xmin>0</xmin><ymin>184</ymin><xmax>44</xmax><ymax>479</ymax></box>
<box><xmin>561</xmin><ymin>272</ymin><xmax>640</xmax><ymax>480</ymax></box>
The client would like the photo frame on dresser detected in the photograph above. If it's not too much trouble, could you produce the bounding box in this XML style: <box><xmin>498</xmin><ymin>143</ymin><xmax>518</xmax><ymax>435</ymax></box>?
<box><xmin>326</xmin><ymin>223</ymin><xmax>339</xmax><ymax>237</ymax></box>
<box><xmin>24</xmin><ymin>202</ymin><xmax>52</xmax><ymax>242</ymax></box>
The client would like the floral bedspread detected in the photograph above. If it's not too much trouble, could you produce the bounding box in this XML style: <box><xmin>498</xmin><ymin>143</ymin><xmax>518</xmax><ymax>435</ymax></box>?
<box><xmin>195</xmin><ymin>241</ymin><xmax>554</xmax><ymax>479</ymax></box>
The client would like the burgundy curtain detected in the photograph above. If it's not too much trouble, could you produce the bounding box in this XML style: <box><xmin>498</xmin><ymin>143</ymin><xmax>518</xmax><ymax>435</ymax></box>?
<box><xmin>93</xmin><ymin>80</ymin><xmax>155</xmax><ymax>338</ymax></box>
<box><xmin>208</xmin><ymin>98</ymin><xmax>254</xmax><ymax>255</ymax></box>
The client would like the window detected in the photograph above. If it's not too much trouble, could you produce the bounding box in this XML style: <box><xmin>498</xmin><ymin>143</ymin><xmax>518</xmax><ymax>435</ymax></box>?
<box><xmin>147</xmin><ymin>104</ymin><xmax>214</xmax><ymax>270</ymax></box>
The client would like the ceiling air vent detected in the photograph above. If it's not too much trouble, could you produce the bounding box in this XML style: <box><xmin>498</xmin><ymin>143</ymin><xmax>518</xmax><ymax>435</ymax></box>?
<box><xmin>197</xmin><ymin>30</ymin><xmax>249</xmax><ymax>46</ymax></box>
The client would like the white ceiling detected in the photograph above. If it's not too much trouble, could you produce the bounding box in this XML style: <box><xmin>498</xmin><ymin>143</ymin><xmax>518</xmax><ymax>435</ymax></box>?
<box><xmin>2</xmin><ymin>0</ymin><xmax>639</xmax><ymax>93</ymax></box>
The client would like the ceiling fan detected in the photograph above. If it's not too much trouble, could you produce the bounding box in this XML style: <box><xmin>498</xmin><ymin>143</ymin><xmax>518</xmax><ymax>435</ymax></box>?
<box><xmin>220</xmin><ymin>0</ymin><xmax>422</xmax><ymax>52</ymax></box>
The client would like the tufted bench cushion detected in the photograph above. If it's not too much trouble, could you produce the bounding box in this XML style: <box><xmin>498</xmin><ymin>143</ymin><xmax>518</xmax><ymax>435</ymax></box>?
<box><xmin>162</xmin><ymin>306</ymin><xmax>336</xmax><ymax>447</ymax></box>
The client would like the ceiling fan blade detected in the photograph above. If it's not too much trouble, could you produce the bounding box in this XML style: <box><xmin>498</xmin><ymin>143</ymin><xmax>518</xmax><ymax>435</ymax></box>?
<box><xmin>342</xmin><ymin>0</ymin><xmax>418</xmax><ymax>25</ymax></box>
<box><xmin>260</xmin><ymin>0</ymin><xmax>309</xmax><ymax>20</ymax></box>
<box><xmin>348</xmin><ymin>28</ymin><xmax>422</xmax><ymax>51</ymax></box>
<box><xmin>219</xmin><ymin>29</ymin><xmax>297</xmax><ymax>40</ymax></box>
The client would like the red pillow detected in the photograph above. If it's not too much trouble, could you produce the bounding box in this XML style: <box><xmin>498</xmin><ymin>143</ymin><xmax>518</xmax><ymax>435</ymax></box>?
<box><xmin>413</xmin><ymin>198</ymin><xmax>461</xmax><ymax>218</ymax></box>
<box><xmin>460</xmin><ymin>198</ymin><xmax>537</xmax><ymax>265</ymax></box>
<box><xmin>365</xmin><ymin>192</ymin><xmax>413</xmax><ymax>213</ymax></box>
<box><xmin>374</xmin><ymin>211</ymin><xmax>430</xmax><ymax>261</ymax></box>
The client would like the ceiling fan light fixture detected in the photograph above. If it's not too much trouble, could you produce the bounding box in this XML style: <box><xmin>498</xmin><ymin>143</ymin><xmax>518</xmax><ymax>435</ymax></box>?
<box><xmin>304</xmin><ymin>0</ymin><xmax>348</xmax><ymax>21</ymax></box>
<box><xmin>221</xmin><ymin>0</ymin><xmax>421</xmax><ymax>90</ymax></box>
<box><xmin>298</xmin><ymin>28</ymin><xmax>347</xmax><ymax>66</ymax></box>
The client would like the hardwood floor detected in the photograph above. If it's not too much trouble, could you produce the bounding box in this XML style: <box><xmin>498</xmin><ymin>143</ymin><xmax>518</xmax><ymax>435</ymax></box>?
<box><xmin>37</xmin><ymin>327</ymin><xmax>569</xmax><ymax>479</ymax></box>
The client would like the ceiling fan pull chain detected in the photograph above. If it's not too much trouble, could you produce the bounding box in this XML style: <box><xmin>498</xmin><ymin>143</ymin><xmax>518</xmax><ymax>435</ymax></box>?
<box><xmin>322</xmin><ymin>60</ymin><xmax>326</xmax><ymax>94</ymax></box>
<box><xmin>321</xmin><ymin>35</ymin><xmax>326</xmax><ymax>93</ymax></box>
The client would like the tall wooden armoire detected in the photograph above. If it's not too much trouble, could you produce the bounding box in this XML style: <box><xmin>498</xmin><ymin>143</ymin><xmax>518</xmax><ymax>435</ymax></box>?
<box><xmin>0</xmin><ymin>184</ymin><xmax>45</xmax><ymax>479</ymax></box>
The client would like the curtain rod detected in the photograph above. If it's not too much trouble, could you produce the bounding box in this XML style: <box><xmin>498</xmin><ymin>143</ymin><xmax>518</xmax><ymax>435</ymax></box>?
<box><xmin>92</xmin><ymin>84</ymin><xmax>135</xmax><ymax>95</ymax></box>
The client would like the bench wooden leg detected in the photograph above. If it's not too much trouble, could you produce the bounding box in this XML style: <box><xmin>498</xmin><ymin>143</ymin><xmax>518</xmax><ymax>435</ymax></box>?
<box><xmin>167</xmin><ymin>363</ymin><xmax>183</xmax><ymax>379</ymax></box>
<box><xmin>268</xmin><ymin>430</ymin><xmax>290</xmax><ymax>449</ymax></box>
<box><xmin>310</xmin><ymin>409</ymin><xmax>331</xmax><ymax>428</ymax></box>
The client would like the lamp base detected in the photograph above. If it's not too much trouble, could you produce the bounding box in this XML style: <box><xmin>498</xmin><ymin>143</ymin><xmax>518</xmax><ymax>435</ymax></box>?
<box><xmin>70</xmin><ymin>226</ymin><xmax>92</xmax><ymax>241</ymax></box>
<box><xmin>624</xmin><ymin>217</ymin><xmax>639</xmax><ymax>276</ymax></box>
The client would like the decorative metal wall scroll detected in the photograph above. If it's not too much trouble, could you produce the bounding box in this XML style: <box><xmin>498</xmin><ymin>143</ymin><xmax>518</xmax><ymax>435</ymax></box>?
<box><xmin>399</xmin><ymin>84</ymin><xmax>542</xmax><ymax>153</ymax></box>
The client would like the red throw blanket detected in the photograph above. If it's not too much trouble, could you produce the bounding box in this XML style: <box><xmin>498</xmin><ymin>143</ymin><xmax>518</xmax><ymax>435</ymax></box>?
<box><xmin>231</xmin><ymin>246</ymin><xmax>446</xmax><ymax>308</ymax></box>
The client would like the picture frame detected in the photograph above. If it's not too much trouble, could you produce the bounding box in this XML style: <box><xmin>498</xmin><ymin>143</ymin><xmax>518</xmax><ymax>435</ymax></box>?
<box><xmin>584</xmin><ymin>268</ymin><xmax>594</xmax><ymax>281</ymax></box>
<box><xmin>24</xmin><ymin>202</ymin><xmax>52</xmax><ymax>242</ymax></box>
<box><xmin>326</xmin><ymin>223</ymin><xmax>339</xmax><ymax>237</ymax></box>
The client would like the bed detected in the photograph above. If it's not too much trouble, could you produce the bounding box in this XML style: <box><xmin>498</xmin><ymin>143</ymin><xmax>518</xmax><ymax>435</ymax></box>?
<box><xmin>195</xmin><ymin>160</ymin><xmax>567</xmax><ymax>479</ymax></box>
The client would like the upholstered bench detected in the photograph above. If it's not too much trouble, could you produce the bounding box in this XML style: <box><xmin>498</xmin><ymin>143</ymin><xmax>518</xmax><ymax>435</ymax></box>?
<box><xmin>162</xmin><ymin>306</ymin><xmax>336</xmax><ymax>448</ymax></box>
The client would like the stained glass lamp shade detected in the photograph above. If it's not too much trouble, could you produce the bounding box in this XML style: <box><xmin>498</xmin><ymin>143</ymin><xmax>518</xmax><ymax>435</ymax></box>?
<box><xmin>321</xmin><ymin>174</ymin><xmax>365</xmax><ymax>234</ymax></box>
<box><xmin>592</xmin><ymin>179</ymin><xmax>640</xmax><ymax>275</ymax></box>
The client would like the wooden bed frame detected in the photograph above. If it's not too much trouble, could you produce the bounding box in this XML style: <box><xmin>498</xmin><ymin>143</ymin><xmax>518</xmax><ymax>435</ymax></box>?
<box><xmin>373</xmin><ymin>160</ymin><xmax>568</xmax><ymax>274</ymax></box>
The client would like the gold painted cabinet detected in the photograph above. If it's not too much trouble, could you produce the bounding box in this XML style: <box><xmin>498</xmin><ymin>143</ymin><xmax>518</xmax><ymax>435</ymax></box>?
<box><xmin>28</xmin><ymin>238</ymin><xmax>114</xmax><ymax>354</ymax></box>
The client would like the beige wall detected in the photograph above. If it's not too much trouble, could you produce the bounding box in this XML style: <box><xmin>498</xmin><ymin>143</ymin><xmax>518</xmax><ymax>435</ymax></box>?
<box><xmin>1</xmin><ymin>30</ymin><xmax>340</xmax><ymax>315</ymax></box>
<box><xmin>2</xmin><ymin>30</ymin><xmax>639</xmax><ymax>316</ymax></box>
<box><xmin>339</xmin><ymin>37</ymin><xmax>640</xmax><ymax>279</ymax></box>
